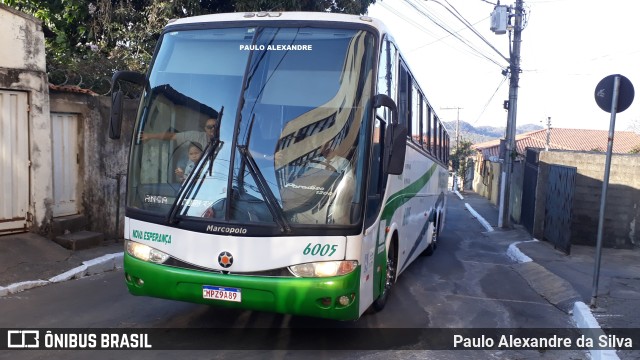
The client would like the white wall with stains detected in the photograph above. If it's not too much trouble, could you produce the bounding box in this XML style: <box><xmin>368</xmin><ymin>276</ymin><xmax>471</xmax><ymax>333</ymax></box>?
<box><xmin>0</xmin><ymin>4</ymin><xmax>53</xmax><ymax>233</ymax></box>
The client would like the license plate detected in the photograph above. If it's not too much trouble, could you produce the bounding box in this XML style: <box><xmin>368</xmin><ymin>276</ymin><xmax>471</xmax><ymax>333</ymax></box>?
<box><xmin>202</xmin><ymin>285</ymin><xmax>241</xmax><ymax>302</ymax></box>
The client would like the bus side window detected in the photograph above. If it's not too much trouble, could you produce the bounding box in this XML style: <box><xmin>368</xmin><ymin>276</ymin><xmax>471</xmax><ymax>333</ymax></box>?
<box><xmin>398</xmin><ymin>61</ymin><xmax>410</xmax><ymax>129</ymax></box>
<box><xmin>422</xmin><ymin>100</ymin><xmax>430</xmax><ymax>153</ymax></box>
<box><xmin>411</xmin><ymin>81</ymin><xmax>421</xmax><ymax>145</ymax></box>
<box><xmin>367</xmin><ymin>38</ymin><xmax>395</xmax><ymax>226</ymax></box>
<box><xmin>366</xmin><ymin>118</ymin><xmax>385</xmax><ymax>224</ymax></box>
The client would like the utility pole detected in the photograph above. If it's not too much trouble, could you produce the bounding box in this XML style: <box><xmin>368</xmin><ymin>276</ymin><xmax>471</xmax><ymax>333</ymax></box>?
<box><xmin>545</xmin><ymin>116</ymin><xmax>551</xmax><ymax>151</ymax></box>
<box><xmin>442</xmin><ymin>107</ymin><xmax>463</xmax><ymax>190</ymax></box>
<box><xmin>498</xmin><ymin>0</ymin><xmax>524</xmax><ymax>229</ymax></box>
<box><xmin>441</xmin><ymin>107</ymin><xmax>463</xmax><ymax>152</ymax></box>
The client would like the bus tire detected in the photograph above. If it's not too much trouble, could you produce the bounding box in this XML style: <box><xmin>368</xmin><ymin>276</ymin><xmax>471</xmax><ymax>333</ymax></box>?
<box><xmin>422</xmin><ymin>215</ymin><xmax>439</xmax><ymax>257</ymax></box>
<box><xmin>370</xmin><ymin>238</ymin><xmax>397</xmax><ymax>313</ymax></box>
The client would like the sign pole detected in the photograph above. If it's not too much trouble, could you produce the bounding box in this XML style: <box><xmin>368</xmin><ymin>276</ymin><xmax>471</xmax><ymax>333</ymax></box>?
<box><xmin>590</xmin><ymin>76</ymin><xmax>620</xmax><ymax>308</ymax></box>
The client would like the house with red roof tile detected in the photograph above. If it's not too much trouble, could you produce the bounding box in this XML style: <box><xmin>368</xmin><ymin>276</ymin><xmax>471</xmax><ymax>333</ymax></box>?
<box><xmin>470</xmin><ymin>128</ymin><xmax>640</xmax><ymax>248</ymax></box>
<box><xmin>471</xmin><ymin>127</ymin><xmax>640</xmax><ymax>205</ymax></box>
<box><xmin>473</xmin><ymin>128</ymin><xmax>640</xmax><ymax>160</ymax></box>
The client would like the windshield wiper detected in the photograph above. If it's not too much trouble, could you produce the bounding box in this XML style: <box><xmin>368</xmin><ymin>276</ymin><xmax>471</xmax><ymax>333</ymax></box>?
<box><xmin>166</xmin><ymin>138</ymin><xmax>222</xmax><ymax>224</ymax></box>
<box><xmin>236</xmin><ymin>144</ymin><xmax>291</xmax><ymax>233</ymax></box>
<box><xmin>166</xmin><ymin>108</ymin><xmax>224</xmax><ymax>224</ymax></box>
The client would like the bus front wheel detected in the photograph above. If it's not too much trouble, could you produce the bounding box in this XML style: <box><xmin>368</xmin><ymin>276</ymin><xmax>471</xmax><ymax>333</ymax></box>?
<box><xmin>370</xmin><ymin>239</ymin><xmax>397</xmax><ymax>313</ymax></box>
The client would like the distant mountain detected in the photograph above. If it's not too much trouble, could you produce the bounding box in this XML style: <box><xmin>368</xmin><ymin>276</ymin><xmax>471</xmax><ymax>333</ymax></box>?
<box><xmin>442</xmin><ymin>121</ymin><xmax>543</xmax><ymax>145</ymax></box>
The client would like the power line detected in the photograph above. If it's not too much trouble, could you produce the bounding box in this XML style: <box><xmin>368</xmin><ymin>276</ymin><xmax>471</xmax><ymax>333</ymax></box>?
<box><xmin>440</xmin><ymin>0</ymin><xmax>510</xmax><ymax>62</ymax></box>
<box><xmin>408</xmin><ymin>15</ymin><xmax>489</xmax><ymax>52</ymax></box>
<box><xmin>377</xmin><ymin>1</ymin><xmax>441</xmax><ymax>39</ymax></box>
<box><xmin>405</xmin><ymin>0</ymin><xmax>508</xmax><ymax>65</ymax></box>
<box><xmin>401</xmin><ymin>0</ymin><xmax>508</xmax><ymax>69</ymax></box>
<box><xmin>378</xmin><ymin>0</ymin><xmax>505</xmax><ymax>69</ymax></box>
<box><xmin>473</xmin><ymin>74</ymin><xmax>509</xmax><ymax>124</ymax></box>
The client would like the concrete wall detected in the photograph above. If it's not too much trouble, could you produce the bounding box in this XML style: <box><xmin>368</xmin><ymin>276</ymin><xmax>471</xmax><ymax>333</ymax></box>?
<box><xmin>0</xmin><ymin>5</ymin><xmax>46</xmax><ymax>71</ymax></box>
<box><xmin>535</xmin><ymin>150</ymin><xmax>640</xmax><ymax>248</ymax></box>
<box><xmin>472</xmin><ymin>159</ymin><xmax>500</xmax><ymax>206</ymax></box>
<box><xmin>463</xmin><ymin>158</ymin><xmax>474</xmax><ymax>190</ymax></box>
<box><xmin>49</xmin><ymin>92</ymin><xmax>138</xmax><ymax>238</ymax></box>
<box><xmin>0</xmin><ymin>4</ymin><xmax>52</xmax><ymax>233</ymax></box>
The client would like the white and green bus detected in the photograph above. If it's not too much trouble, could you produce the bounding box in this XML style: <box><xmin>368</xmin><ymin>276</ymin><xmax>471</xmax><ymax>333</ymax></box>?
<box><xmin>109</xmin><ymin>11</ymin><xmax>450</xmax><ymax>321</ymax></box>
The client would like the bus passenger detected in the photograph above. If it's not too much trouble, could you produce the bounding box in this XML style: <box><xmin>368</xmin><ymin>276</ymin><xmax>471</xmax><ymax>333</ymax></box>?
<box><xmin>175</xmin><ymin>142</ymin><xmax>203</xmax><ymax>182</ymax></box>
<box><xmin>141</xmin><ymin>116</ymin><xmax>219</xmax><ymax>146</ymax></box>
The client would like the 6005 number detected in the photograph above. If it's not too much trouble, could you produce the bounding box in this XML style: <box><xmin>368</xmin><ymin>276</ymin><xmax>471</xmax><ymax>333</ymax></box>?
<box><xmin>303</xmin><ymin>243</ymin><xmax>338</xmax><ymax>257</ymax></box>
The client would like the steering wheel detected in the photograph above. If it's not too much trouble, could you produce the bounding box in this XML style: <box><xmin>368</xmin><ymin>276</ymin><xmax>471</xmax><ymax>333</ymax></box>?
<box><xmin>167</xmin><ymin>141</ymin><xmax>192</xmax><ymax>183</ymax></box>
<box><xmin>308</xmin><ymin>159</ymin><xmax>337</xmax><ymax>172</ymax></box>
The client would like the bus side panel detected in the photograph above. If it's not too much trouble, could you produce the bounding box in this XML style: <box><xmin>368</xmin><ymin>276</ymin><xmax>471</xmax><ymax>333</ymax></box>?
<box><xmin>351</xmin><ymin>230</ymin><xmax>376</xmax><ymax>316</ymax></box>
<box><xmin>396</xmin><ymin>146</ymin><xmax>429</xmax><ymax>274</ymax></box>
<box><xmin>368</xmin><ymin>158</ymin><xmax>446</xmax><ymax>309</ymax></box>
<box><xmin>394</xmin><ymin>155</ymin><xmax>441</xmax><ymax>276</ymax></box>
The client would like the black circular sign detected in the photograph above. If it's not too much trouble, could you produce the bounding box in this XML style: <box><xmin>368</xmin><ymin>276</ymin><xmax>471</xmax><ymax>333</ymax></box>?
<box><xmin>594</xmin><ymin>74</ymin><xmax>634</xmax><ymax>113</ymax></box>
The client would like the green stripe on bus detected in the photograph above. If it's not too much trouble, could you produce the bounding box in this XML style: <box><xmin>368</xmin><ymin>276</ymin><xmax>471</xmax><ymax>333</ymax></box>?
<box><xmin>373</xmin><ymin>163</ymin><xmax>439</xmax><ymax>300</ymax></box>
<box><xmin>380</xmin><ymin>163</ymin><xmax>439</xmax><ymax>223</ymax></box>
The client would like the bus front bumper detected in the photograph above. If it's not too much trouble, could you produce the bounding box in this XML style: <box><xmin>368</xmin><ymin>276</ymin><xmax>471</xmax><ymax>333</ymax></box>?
<box><xmin>124</xmin><ymin>253</ymin><xmax>361</xmax><ymax>321</ymax></box>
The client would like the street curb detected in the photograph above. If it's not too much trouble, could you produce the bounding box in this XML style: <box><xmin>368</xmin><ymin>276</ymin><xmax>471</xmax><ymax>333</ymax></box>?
<box><xmin>0</xmin><ymin>252</ymin><xmax>123</xmax><ymax>297</ymax></box>
<box><xmin>512</xmin><ymin>261</ymin><xmax>581</xmax><ymax>314</ymax></box>
<box><xmin>464</xmin><ymin>203</ymin><xmax>494</xmax><ymax>232</ymax></box>
<box><xmin>510</xmin><ymin>241</ymin><xmax>582</xmax><ymax>313</ymax></box>
<box><xmin>509</xmin><ymin>243</ymin><xmax>620</xmax><ymax>360</ymax></box>
<box><xmin>4</xmin><ymin>280</ymin><xmax>50</xmax><ymax>295</ymax></box>
<box><xmin>507</xmin><ymin>241</ymin><xmax>534</xmax><ymax>263</ymax></box>
<box><xmin>572</xmin><ymin>301</ymin><xmax>620</xmax><ymax>360</ymax></box>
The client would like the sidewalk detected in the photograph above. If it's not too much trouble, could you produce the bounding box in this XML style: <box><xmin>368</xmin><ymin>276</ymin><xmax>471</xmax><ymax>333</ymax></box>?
<box><xmin>0</xmin><ymin>232</ymin><xmax>123</xmax><ymax>295</ymax></box>
<box><xmin>455</xmin><ymin>189</ymin><xmax>640</xmax><ymax>359</ymax></box>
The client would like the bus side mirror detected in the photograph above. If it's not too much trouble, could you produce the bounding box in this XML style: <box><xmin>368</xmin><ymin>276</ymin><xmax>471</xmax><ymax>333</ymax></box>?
<box><xmin>109</xmin><ymin>70</ymin><xmax>146</xmax><ymax>140</ymax></box>
<box><xmin>373</xmin><ymin>94</ymin><xmax>397</xmax><ymax>120</ymax></box>
<box><xmin>387</xmin><ymin>123</ymin><xmax>407</xmax><ymax>175</ymax></box>
<box><xmin>373</xmin><ymin>94</ymin><xmax>406</xmax><ymax>175</ymax></box>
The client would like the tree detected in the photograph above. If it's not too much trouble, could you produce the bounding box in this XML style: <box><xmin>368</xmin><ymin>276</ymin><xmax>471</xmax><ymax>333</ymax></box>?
<box><xmin>449</xmin><ymin>139</ymin><xmax>475</xmax><ymax>187</ymax></box>
<box><xmin>1</xmin><ymin>0</ymin><xmax>375</xmax><ymax>95</ymax></box>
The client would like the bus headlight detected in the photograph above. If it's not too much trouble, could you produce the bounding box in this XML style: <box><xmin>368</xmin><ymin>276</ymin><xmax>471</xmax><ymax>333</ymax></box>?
<box><xmin>126</xmin><ymin>240</ymin><xmax>170</xmax><ymax>264</ymax></box>
<box><xmin>289</xmin><ymin>261</ymin><xmax>358</xmax><ymax>278</ymax></box>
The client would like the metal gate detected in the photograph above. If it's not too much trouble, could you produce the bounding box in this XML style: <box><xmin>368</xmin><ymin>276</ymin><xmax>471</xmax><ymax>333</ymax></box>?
<box><xmin>0</xmin><ymin>90</ymin><xmax>29</xmax><ymax>234</ymax></box>
<box><xmin>51</xmin><ymin>113</ymin><xmax>79</xmax><ymax>217</ymax></box>
<box><xmin>543</xmin><ymin>164</ymin><xmax>577</xmax><ymax>255</ymax></box>
<box><xmin>521</xmin><ymin>148</ymin><xmax>539</xmax><ymax>233</ymax></box>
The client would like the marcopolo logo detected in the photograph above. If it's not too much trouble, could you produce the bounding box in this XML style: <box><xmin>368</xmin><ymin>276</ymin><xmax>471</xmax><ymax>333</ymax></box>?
<box><xmin>206</xmin><ymin>225</ymin><xmax>247</xmax><ymax>235</ymax></box>
<box><xmin>218</xmin><ymin>251</ymin><xmax>234</xmax><ymax>268</ymax></box>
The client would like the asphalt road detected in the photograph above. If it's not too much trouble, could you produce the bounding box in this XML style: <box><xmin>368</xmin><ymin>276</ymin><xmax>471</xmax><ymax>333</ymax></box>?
<box><xmin>0</xmin><ymin>194</ymin><xmax>587</xmax><ymax>359</ymax></box>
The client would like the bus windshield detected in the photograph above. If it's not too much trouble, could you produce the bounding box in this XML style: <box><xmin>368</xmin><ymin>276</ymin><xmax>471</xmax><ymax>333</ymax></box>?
<box><xmin>127</xmin><ymin>26</ymin><xmax>375</xmax><ymax>229</ymax></box>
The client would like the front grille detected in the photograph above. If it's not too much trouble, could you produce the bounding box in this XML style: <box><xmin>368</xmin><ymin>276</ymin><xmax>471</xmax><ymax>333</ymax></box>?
<box><xmin>164</xmin><ymin>257</ymin><xmax>293</xmax><ymax>277</ymax></box>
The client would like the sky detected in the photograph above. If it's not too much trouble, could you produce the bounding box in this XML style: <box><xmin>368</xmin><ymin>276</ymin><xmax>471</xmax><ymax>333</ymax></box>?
<box><xmin>366</xmin><ymin>0</ymin><xmax>640</xmax><ymax>132</ymax></box>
